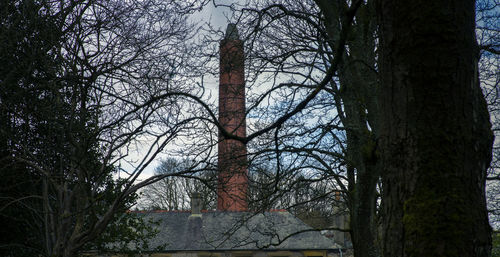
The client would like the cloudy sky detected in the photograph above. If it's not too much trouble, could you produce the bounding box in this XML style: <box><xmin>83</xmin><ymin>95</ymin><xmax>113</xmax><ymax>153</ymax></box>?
<box><xmin>191</xmin><ymin>1</ymin><xmax>233</xmax><ymax>30</ymax></box>
<box><xmin>125</xmin><ymin>2</ymin><xmax>236</xmax><ymax>183</ymax></box>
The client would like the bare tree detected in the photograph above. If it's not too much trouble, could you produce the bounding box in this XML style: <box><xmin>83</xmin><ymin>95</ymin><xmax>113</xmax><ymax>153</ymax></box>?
<box><xmin>190</xmin><ymin>1</ymin><xmax>381</xmax><ymax>256</ymax></box>
<box><xmin>3</xmin><ymin>0</ymin><xmax>494</xmax><ymax>256</ymax></box>
<box><xmin>0</xmin><ymin>0</ymin><xmax>213</xmax><ymax>256</ymax></box>
<box><xmin>186</xmin><ymin>1</ymin><xmax>496</xmax><ymax>257</ymax></box>
<box><xmin>477</xmin><ymin>0</ymin><xmax>500</xmax><ymax>230</ymax></box>
<box><xmin>138</xmin><ymin>158</ymin><xmax>217</xmax><ymax>211</ymax></box>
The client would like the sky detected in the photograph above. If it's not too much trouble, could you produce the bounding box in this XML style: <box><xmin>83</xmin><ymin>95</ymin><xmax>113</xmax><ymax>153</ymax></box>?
<box><xmin>191</xmin><ymin>1</ymin><xmax>233</xmax><ymax>30</ymax></box>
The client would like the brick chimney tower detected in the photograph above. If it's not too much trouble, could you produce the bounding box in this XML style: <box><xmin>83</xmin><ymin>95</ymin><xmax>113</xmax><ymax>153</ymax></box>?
<box><xmin>217</xmin><ymin>24</ymin><xmax>248</xmax><ymax>211</ymax></box>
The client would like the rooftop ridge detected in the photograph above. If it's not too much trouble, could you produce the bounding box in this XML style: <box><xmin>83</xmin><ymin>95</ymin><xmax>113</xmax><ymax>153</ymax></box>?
<box><xmin>128</xmin><ymin>209</ymin><xmax>288</xmax><ymax>214</ymax></box>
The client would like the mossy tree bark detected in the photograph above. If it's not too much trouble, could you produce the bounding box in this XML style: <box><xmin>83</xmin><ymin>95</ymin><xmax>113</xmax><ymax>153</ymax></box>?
<box><xmin>377</xmin><ymin>0</ymin><xmax>493</xmax><ymax>256</ymax></box>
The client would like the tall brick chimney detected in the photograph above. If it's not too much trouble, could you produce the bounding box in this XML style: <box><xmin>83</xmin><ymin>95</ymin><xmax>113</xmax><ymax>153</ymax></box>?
<box><xmin>217</xmin><ymin>24</ymin><xmax>248</xmax><ymax>211</ymax></box>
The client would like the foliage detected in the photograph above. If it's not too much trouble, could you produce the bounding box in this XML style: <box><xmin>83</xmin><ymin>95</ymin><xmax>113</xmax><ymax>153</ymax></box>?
<box><xmin>82</xmin><ymin>177</ymin><xmax>158</xmax><ymax>252</ymax></box>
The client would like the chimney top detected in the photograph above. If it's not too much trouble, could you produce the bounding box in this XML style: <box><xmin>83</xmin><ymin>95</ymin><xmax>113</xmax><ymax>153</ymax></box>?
<box><xmin>225</xmin><ymin>23</ymin><xmax>239</xmax><ymax>40</ymax></box>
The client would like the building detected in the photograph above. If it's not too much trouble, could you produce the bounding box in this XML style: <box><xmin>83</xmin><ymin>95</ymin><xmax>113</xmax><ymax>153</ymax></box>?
<box><xmin>89</xmin><ymin>24</ymin><xmax>345</xmax><ymax>257</ymax></box>
<box><xmin>110</xmin><ymin>194</ymin><xmax>344</xmax><ymax>257</ymax></box>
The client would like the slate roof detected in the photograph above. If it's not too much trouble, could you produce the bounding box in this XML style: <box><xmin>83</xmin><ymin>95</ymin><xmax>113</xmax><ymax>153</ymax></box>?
<box><xmin>131</xmin><ymin>210</ymin><xmax>341</xmax><ymax>252</ymax></box>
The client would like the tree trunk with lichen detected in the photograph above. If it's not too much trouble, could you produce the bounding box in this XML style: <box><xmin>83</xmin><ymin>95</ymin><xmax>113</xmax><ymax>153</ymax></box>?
<box><xmin>377</xmin><ymin>0</ymin><xmax>493</xmax><ymax>256</ymax></box>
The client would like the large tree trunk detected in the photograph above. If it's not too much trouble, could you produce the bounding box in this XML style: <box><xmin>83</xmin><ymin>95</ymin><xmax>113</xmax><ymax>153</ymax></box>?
<box><xmin>377</xmin><ymin>1</ymin><xmax>493</xmax><ymax>256</ymax></box>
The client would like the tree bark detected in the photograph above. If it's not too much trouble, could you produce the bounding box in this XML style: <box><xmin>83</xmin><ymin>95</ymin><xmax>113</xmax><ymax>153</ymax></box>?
<box><xmin>316</xmin><ymin>1</ymin><xmax>381</xmax><ymax>256</ymax></box>
<box><xmin>341</xmin><ymin>56</ymin><xmax>380</xmax><ymax>257</ymax></box>
<box><xmin>377</xmin><ymin>1</ymin><xmax>493</xmax><ymax>256</ymax></box>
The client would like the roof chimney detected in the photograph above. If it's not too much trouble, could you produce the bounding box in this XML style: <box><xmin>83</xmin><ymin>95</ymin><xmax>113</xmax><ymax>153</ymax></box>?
<box><xmin>190</xmin><ymin>192</ymin><xmax>202</xmax><ymax>215</ymax></box>
<box><xmin>218</xmin><ymin>24</ymin><xmax>248</xmax><ymax>211</ymax></box>
<box><xmin>186</xmin><ymin>192</ymin><xmax>203</xmax><ymax>248</ymax></box>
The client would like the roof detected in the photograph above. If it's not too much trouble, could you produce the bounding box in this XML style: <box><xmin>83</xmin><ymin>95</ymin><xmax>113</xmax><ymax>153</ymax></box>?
<box><xmin>128</xmin><ymin>210</ymin><xmax>341</xmax><ymax>252</ymax></box>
